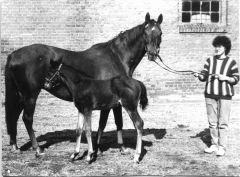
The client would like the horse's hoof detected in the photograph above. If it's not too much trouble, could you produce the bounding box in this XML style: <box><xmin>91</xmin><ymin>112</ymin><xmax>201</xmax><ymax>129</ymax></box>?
<box><xmin>35</xmin><ymin>147</ymin><xmax>45</xmax><ymax>158</ymax></box>
<box><xmin>70</xmin><ymin>152</ymin><xmax>79</xmax><ymax>161</ymax></box>
<box><xmin>11</xmin><ymin>145</ymin><xmax>19</xmax><ymax>152</ymax></box>
<box><xmin>12</xmin><ymin>149</ymin><xmax>21</xmax><ymax>154</ymax></box>
<box><xmin>35</xmin><ymin>151</ymin><xmax>45</xmax><ymax>158</ymax></box>
<box><xmin>96</xmin><ymin>148</ymin><xmax>103</xmax><ymax>156</ymax></box>
<box><xmin>120</xmin><ymin>146</ymin><xmax>129</xmax><ymax>155</ymax></box>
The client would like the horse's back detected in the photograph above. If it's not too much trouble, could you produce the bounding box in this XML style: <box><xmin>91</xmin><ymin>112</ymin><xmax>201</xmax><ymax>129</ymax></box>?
<box><xmin>8</xmin><ymin>44</ymin><xmax>67</xmax><ymax>67</ymax></box>
<box><xmin>6</xmin><ymin>44</ymin><xmax>68</xmax><ymax>94</ymax></box>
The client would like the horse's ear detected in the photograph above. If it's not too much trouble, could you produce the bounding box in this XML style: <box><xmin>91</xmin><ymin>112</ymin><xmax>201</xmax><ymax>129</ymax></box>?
<box><xmin>145</xmin><ymin>12</ymin><xmax>150</xmax><ymax>23</ymax></box>
<box><xmin>157</xmin><ymin>14</ymin><xmax>163</xmax><ymax>24</ymax></box>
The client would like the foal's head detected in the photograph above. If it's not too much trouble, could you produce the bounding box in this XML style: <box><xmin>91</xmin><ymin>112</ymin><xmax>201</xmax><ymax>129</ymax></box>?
<box><xmin>144</xmin><ymin>12</ymin><xmax>163</xmax><ymax>61</ymax></box>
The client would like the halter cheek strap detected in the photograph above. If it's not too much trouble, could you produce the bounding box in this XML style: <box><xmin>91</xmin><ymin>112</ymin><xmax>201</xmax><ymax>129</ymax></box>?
<box><xmin>44</xmin><ymin>63</ymin><xmax>63</xmax><ymax>89</ymax></box>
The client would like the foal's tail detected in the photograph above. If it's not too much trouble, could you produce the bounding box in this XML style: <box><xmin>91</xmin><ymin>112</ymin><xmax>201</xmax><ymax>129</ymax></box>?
<box><xmin>5</xmin><ymin>54</ymin><xmax>23</xmax><ymax>140</ymax></box>
<box><xmin>138</xmin><ymin>81</ymin><xmax>148</xmax><ymax>110</ymax></box>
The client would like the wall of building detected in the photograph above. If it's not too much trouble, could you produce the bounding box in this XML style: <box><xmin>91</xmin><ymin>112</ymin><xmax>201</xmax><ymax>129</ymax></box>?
<box><xmin>1</xmin><ymin>0</ymin><xmax>239</xmax><ymax>104</ymax></box>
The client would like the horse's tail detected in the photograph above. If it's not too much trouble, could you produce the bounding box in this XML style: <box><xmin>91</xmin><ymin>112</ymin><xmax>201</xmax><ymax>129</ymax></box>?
<box><xmin>138</xmin><ymin>81</ymin><xmax>148</xmax><ymax>110</ymax></box>
<box><xmin>5</xmin><ymin>54</ymin><xmax>23</xmax><ymax>141</ymax></box>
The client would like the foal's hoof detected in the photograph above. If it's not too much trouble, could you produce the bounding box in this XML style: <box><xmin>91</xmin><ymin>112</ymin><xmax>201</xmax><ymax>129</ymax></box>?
<box><xmin>70</xmin><ymin>152</ymin><xmax>80</xmax><ymax>161</ymax></box>
<box><xmin>86</xmin><ymin>152</ymin><xmax>95</xmax><ymax>164</ymax></box>
<box><xmin>133</xmin><ymin>154</ymin><xmax>140</xmax><ymax>164</ymax></box>
<box><xmin>35</xmin><ymin>148</ymin><xmax>45</xmax><ymax>158</ymax></box>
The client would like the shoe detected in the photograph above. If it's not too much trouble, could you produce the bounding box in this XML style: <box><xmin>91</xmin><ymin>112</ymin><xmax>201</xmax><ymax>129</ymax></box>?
<box><xmin>204</xmin><ymin>145</ymin><xmax>218</xmax><ymax>153</ymax></box>
<box><xmin>216</xmin><ymin>146</ymin><xmax>225</xmax><ymax>156</ymax></box>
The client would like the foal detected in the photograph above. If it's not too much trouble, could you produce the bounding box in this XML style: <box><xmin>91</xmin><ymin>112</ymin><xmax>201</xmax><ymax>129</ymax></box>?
<box><xmin>60</xmin><ymin>64</ymin><xmax>148</xmax><ymax>163</ymax></box>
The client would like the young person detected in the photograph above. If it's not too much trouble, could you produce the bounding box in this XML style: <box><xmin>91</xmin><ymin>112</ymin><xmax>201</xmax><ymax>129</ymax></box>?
<box><xmin>194</xmin><ymin>36</ymin><xmax>239</xmax><ymax>156</ymax></box>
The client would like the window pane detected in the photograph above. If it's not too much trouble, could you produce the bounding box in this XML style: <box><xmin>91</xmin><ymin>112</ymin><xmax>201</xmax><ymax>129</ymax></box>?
<box><xmin>211</xmin><ymin>13</ymin><xmax>219</xmax><ymax>22</ymax></box>
<box><xmin>182</xmin><ymin>1</ymin><xmax>191</xmax><ymax>11</ymax></box>
<box><xmin>192</xmin><ymin>1</ymin><xmax>200</xmax><ymax>11</ymax></box>
<box><xmin>182</xmin><ymin>12</ymin><xmax>191</xmax><ymax>22</ymax></box>
<box><xmin>211</xmin><ymin>1</ymin><xmax>219</xmax><ymax>12</ymax></box>
<box><xmin>202</xmin><ymin>2</ymin><xmax>210</xmax><ymax>12</ymax></box>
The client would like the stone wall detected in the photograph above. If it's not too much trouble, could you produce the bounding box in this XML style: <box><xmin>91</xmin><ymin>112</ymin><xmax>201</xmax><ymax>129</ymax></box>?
<box><xmin>1</xmin><ymin>0</ymin><xmax>239</xmax><ymax>104</ymax></box>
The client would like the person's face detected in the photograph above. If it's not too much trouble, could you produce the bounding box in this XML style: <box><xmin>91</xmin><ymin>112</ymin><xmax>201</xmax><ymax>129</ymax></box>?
<box><xmin>214</xmin><ymin>45</ymin><xmax>226</xmax><ymax>56</ymax></box>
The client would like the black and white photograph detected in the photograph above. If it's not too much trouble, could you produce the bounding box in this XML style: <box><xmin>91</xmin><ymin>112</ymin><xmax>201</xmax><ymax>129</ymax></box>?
<box><xmin>1</xmin><ymin>0</ymin><xmax>240</xmax><ymax>176</ymax></box>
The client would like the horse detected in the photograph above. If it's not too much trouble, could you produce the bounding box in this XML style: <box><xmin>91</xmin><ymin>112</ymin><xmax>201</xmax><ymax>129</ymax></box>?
<box><xmin>5</xmin><ymin>12</ymin><xmax>163</xmax><ymax>156</ymax></box>
<box><xmin>59</xmin><ymin>62</ymin><xmax>148</xmax><ymax>163</ymax></box>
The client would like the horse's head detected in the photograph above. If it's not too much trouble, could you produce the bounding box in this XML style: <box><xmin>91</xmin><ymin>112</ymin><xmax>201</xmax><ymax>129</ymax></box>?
<box><xmin>144</xmin><ymin>13</ymin><xmax>163</xmax><ymax>61</ymax></box>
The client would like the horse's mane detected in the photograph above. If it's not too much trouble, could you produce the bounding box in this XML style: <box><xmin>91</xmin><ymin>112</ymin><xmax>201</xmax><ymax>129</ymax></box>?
<box><xmin>90</xmin><ymin>23</ymin><xmax>145</xmax><ymax>49</ymax></box>
<box><xmin>120</xmin><ymin>23</ymin><xmax>145</xmax><ymax>45</ymax></box>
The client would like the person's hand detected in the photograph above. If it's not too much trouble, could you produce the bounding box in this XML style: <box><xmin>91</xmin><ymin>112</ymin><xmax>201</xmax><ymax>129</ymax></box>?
<box><xmin>216</xmin><ymin>74</ymin><xmax>229</xmax><ymax>81</ymax></box>
<box><xmin>193</xmin><ymin>73</ymin><xmax>199</xmax><ymax>77</ymax></box>
<box><xmin>193</xmin><ymin>72</ymin><xmax>204</xmax><ymax>80</ymax></box>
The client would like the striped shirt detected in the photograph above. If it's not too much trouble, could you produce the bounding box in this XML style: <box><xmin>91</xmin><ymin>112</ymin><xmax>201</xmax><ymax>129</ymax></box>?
<box><xmin>200</xmin><ymin>56</ymin><xmax>239</xmax><ymax>99</ymax></box>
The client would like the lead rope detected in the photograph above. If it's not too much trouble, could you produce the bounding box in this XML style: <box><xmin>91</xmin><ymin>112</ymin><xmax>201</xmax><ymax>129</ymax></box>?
<box><xmin>154</xmin><ymin>54</ymin><xmax>214</xmax><ymax>77</ymax></box>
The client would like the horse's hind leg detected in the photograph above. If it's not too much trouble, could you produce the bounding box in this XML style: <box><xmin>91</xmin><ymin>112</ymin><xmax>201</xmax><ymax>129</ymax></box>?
<box><xmin>113</xmin><ymin>104</ymin><xmax>127</xmax><ymax>152</ymax></box>
<box><xmin>125</xmin><ymin>109</ymin><xmax>144</xmax><ymax>163</ymax></box>
<box><xmin>5</xmin><ymin>71</ymin><xmax>23</xmax><ymax>152</ymax></box>
<box><xmin>5</xmin><ymin>92</ymin><xmax>23</xmax><ymax>152</ymax></box>
<box><xmin>96</xmin><ymin>109</ymin><xmax>111</xmax><ymax>153</ymax></box>
<box><xmin>22</xmin><ymin>94</ymin><xmax>42</xmax><ymax>156</ymax></box>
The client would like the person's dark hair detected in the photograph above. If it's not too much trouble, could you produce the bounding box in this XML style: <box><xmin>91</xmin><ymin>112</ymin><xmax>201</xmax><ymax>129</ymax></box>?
<box><xmin>212</xmin><ymin>36</ymin><xmax>231</xmax><ymax>55</ymax></box>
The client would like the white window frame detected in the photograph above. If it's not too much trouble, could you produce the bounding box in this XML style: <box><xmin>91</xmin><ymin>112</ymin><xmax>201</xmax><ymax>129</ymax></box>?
<box><xmin>178</xmin><ymin>0</ymin><xmax>227</xmax><ymax>33</ymax></box>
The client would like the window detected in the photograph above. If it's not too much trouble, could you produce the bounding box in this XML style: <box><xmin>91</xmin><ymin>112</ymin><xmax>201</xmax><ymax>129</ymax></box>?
<box><xmin>182</xmin><ymin>0</ymin><xmax>220</xmax><ymax>23</ymax></box>
<box><xmin>179</xmin><ymin>0</ymin><xmax>227</xmax><ymax>33</ymax></box>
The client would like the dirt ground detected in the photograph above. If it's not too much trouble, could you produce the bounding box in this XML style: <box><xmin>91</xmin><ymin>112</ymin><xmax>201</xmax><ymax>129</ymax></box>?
<box><xmin>2</xmin><ymin>95</ymin><xmax>240</xmax><ymax>176</ymax></box>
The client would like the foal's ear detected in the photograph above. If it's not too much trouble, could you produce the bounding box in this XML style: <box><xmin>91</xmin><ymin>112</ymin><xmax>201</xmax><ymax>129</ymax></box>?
<box><xmin>157</xmin><ymin>14</ymin><xmax>163</xmax><ymax>24</ymax></box>
<box><xmin>145</xmin><ymin>12</ymin><xmax>150</xmax><ymax>23</ymax></box>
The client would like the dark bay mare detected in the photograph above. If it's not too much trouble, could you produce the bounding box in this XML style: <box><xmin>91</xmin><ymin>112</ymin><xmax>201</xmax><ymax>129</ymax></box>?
<box><xmin>59</xmin><ymin>63</ymin><xmax>148</xmax><ymax>163</ymax></box>
<box><xmin>5</xmin><ymin>12</ymin><xmax>163</xmax><ymax>156</ymax></box>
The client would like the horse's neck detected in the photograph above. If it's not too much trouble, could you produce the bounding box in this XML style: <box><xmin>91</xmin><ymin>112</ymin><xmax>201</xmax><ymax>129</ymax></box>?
<box><xmin>111</xmin><ymin>25</ymin><xmax>146</xmax><ymax>76</ymax></box>
<box><xmin>127</xmin><ymin>39</ymin><xmax>146</xmax><ymax>76</ymax></box>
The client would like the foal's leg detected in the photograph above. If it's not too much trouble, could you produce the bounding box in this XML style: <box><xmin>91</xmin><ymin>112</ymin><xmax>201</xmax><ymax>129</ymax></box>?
<box><xmin>113</xmin><ymin>105</ymin><xmax>126</xmax><ymax>152</ymax></box>
<box><xmin>84</xmin><ymin>111</ymin><xmax>94</xmax><ymax>162</ymax></box>
<box><xmin>126</xmin><ymin>109</ymin><xmax>144</xmax><ymax>163</ymax></box>
<box><xmin>70</xmin><ymin>112</ymin><xmax>85</xmax><ymax>161</ymax></box>
<box><xmin>22</xmin><ymin>95</ymin><xmax>43</xmax><ymax>156</ymax></box>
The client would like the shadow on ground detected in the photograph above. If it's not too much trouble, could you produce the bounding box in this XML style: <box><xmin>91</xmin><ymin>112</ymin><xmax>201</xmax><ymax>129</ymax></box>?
<box><xmin>20</xmin><ymin>128</ymin><xmax>166</xmax><ymax>153</ymax></box>
<box><xmin>191</xmin><ymin>128</ymin><xmax>211</xmax><ymax>147</ymax></box>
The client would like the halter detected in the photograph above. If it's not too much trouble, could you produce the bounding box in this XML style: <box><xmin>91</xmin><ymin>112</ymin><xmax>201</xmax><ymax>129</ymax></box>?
<box><xmin>44</xmin><ymin>63</ymin><xmax>63</xmax><ymax>89</ymax></box>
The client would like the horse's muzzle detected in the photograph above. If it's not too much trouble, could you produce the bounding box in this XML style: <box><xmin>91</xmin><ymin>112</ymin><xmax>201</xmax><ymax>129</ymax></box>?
<box><xmin>147</xmin><ymin>52</ymin><xmax>158</xmax><ymax>61</ymax></box>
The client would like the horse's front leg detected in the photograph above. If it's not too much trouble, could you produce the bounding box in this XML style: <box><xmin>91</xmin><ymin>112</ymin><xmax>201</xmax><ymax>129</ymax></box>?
<box><xmin>70</xmin><ymin>112</ymin><xmax>85</xmax><ymax>161</ymax></box>
<box><xmin>84</xmin><ymin>111</ymin><xmax>94</xmax><ymax>163</ymax></box>
<box><xmin>126</xmin><ymin>109</ymin><xmax>144</xmax><ymax>163</ymax></box>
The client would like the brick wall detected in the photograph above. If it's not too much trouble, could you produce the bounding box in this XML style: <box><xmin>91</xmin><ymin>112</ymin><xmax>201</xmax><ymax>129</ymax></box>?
<box><xmin>1</xmin><ymin>0</ymin><xmax>239</xmax><ymax>104</ymax></box>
